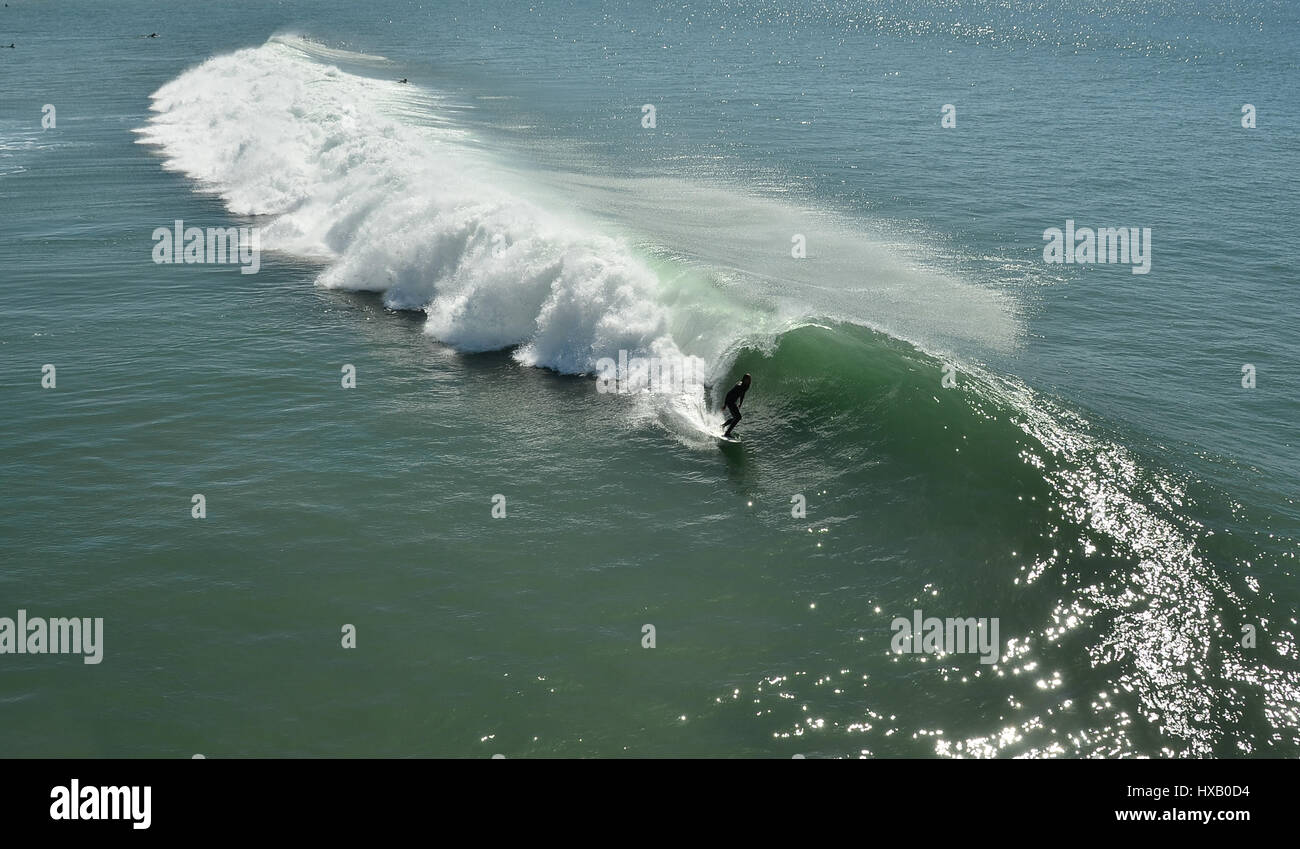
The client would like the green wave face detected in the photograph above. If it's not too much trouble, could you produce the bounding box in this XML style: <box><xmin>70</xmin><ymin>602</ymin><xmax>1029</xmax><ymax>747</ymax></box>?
<box><xmin>709</xmin><ymin>322</ymin><xmax>1299</xmax><ymax>757</ymax></box>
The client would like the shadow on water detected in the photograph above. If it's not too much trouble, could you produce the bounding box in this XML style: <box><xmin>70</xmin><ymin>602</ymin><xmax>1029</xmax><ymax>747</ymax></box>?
<box><xmin>322</xmin><ymin>288</ymin><xmax>763</xmax><ymax>466</ymax></box>
<box><xmin>717</xmin><ymin>438</ymin><xmax>754</xmax><ymax>490</ymax></box>
<box><xmin>322</xmin><ymin>286</ymin><xmax>626</xmax><ymax>423</ymax></box>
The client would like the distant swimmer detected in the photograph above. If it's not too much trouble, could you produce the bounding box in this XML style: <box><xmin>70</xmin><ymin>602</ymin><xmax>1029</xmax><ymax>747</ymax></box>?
<box><xmin>398</xmin><ymin>78</ymin><xmax>408</xmax><ymax>83</ymax></box>
<box><xmin>721</xmin><ymin>373</ymin><xmax>751</xmax><ymax>438</ymax></box>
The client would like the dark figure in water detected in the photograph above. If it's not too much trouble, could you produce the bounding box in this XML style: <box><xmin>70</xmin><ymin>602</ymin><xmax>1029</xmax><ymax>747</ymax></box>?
<box><xmin>721</xmin><ymin>373</ymin><xmax>751</xmax><ymax>437</ymax></box>
<box><xmin>398</xmin><ymin>78</ymin><xmax>408</xmax><ymax>83</ymax></box>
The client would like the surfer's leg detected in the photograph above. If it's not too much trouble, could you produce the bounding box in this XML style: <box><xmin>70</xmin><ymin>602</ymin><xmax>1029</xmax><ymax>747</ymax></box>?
<box><xmin>723</xmin><ymin>403</ymin><xmax>741</xmax><ymax>436</ymax></box>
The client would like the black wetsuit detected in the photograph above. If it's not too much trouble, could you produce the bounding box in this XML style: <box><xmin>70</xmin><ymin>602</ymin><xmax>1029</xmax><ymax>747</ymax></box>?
<box><xmin>722</xmin><ymin>381</ymin><xmax>747</xmax><ymax>436</ymax></box>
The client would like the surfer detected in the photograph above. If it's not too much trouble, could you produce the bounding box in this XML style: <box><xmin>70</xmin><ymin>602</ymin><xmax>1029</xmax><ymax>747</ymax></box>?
<box><xmin>721</xmin><ymin>373</ymin><xmax>751</xmax><ymax>438</ymax></box>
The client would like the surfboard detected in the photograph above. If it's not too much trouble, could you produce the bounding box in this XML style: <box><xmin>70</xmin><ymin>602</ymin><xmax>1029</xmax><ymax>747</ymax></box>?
<box><xmin>716</xmin><ymin>434</ymin><xmax>740</xmax><ymax>444</ymax></box>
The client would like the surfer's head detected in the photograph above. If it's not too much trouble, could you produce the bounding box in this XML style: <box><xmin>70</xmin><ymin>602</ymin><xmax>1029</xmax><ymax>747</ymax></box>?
<box><xmin>741</xmin><ymin>373</ymin><xmax>751</xmax><ymax>387</ymax></box>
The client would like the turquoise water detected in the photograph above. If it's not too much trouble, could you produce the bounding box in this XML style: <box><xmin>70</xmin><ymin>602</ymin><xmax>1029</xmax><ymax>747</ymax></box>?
<box><xmin>2</xmin><ymin>0</ymin><xmax>1297</xmax><ymax>757</ymax></box>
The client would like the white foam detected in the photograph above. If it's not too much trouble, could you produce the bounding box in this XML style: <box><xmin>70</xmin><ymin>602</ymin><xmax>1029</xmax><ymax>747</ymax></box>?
<box><xmin>140</xmin><ymin>41</ymin><xmax>702</xmax><ymax>375</ymax></box>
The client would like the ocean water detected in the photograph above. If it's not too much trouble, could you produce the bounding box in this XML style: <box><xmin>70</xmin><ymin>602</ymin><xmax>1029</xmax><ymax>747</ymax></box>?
<box><xmin>1</xmin><ymin>0</ymin><xmax>1297</xmax><ymax>757</ymax></box>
